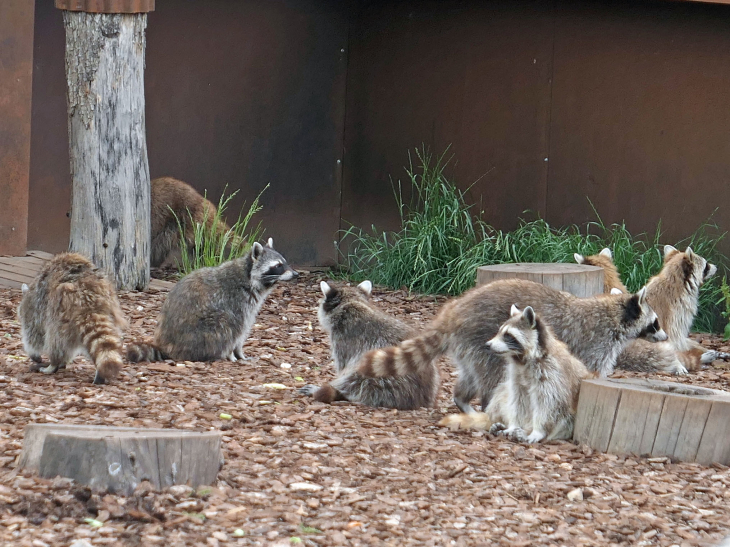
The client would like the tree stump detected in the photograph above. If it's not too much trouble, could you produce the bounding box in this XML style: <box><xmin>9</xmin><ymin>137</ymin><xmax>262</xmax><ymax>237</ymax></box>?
<box><xmin>573</xmin><ymin>378</ymin><xmax>730</xmax><ymax>465</ymax></box>
<box><xmin>476</xmin><ymin>263</ymin><xmax>604</xmax><ymax>298</ymax></box>
<box><xmin>60</xmin><ymin>1</ymin><xmax>153</xmax><ymax>290</ymax></box>
<box><xmin>20</xmin><ymin>424</ymin><xmax>222</xmax><ymax>494</ymax></box>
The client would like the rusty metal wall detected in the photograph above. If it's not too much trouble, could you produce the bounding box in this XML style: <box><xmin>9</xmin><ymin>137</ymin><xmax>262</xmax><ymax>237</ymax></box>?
<box><xmin>342</xmin><ymin>0</ymin><xmax>730</xmax><ymax>252</ymax></box>
<box><xmin>0</xmin><ymin>0</ymin><xmax>35</xmax><ymax>255</ymax></box>
<box><xmin>28</xmin><ymin>0</ymin><xmax>349</xmax><ymax>265</ymax></box>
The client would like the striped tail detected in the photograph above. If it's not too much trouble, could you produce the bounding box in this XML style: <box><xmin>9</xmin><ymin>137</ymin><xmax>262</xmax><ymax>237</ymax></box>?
<box><xmin>439</xmin><ymin>412</ymin><xmax>494</xmax><ymax>431</ymax></box>
<box><xmin>126</xmin><ymin>341</ymin><xmax>167</xmax><ymax>363</ymax></box>
<box><xmin>357</xmin><ymin>330</ymin><xmax>447</xmax><ymax>378</ymax></box>
<box><xmin>80</xmin><ymin>314</ymin><xmax>124</xmax><ymax>385</ymax></box>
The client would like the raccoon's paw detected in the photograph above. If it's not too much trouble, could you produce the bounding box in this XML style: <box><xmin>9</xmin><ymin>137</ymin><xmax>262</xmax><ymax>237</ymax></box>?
<box><xmin>233</xmin><ymin>347</ymin><xmax>250</xmax><ymax>361</ymax></box>
<box><xmin>39</xmin><ymin>364</ymin><xmax>59</xmax><ymax>375</ymax></box>
<box><xmin>28</xmin><ymin>361</ymin><xmax>44</xmax><ymax>373</ymax></box>
<box><xmin>667</xmin><ymin>362</ymin><xmax>688</xmax><ymax>375</ymax></box>
<box><xmin>92</xmin><ymin>371</ymin><xmax>107</xmax><ymax>385</ymax></box>
<box><xmin>525</xmin><ymin>430</ymin><xmax>546</xmax><ymax>444</ymax></box>
<box><xmin>505</xmin><ymin>427</ymin><xmax>528</xmax><ymax>443</ymax></box>
<box><xmin>489</xmin><ymin>422</ymin><xmax>507</xmax><ymax>435</ymax></box>
<box><xmin>298</xmin><ymin>384</ymin><xmax>319</xmax><ymax>397</ymax></box>
<box><xmin>30</xmin><ymin>354</ymin><xmax>43</xmax><ymax>364</ymax></box>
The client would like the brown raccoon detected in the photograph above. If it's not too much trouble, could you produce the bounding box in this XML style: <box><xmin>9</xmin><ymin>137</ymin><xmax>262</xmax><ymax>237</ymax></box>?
<box><xmin>18</xmin><ymin>253</ymin><xmax>127</xmax><ymax>384</ymax></box>
<box><xmin>299</xmin><ymin>280</ymin><xmax>439</xmax><ymax>410</ymax></box>
<box><xmin>576</xmin><ymin>246</ymin><xmax>722</xmax><ymax>373</ymax></box>
<box><xmin>574</xmin><ymin>248</ymin><xmax>628</xmax><ymax>294</ymax></box>
<box><xmin>442</xmin><ymin>305</ymin><xmax>590</xmax><ymax>443</ymax></box>
<box><xmin>151</xmin><ymin>177</ymin><xmax>233</xmax><ymax>268</ymax></box>
<box><xmin>358</xmin><ymin>278</ymin><xmax>665</xmax><ymax>414</ymax></box>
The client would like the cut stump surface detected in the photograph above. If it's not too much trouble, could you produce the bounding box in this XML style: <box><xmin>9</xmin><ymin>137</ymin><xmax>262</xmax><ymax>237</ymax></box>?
<box><xmin>20</xmin><ymin>424</ymin><xmax>222</xmax><ymax>494</ymax></box>
<box><xmin>476</xmin><ymin>263</ymin><xmax>604</xmax><ymax>298</ymax></box>
<box><xmin>574</xmin><ymin>378</ymin><xmax>730</xmax><ymax>465</ymax></box>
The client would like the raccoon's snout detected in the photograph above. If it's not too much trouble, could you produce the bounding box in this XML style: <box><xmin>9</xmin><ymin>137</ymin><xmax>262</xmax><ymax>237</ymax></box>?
<box><xmin>648</xmin><ymin>328</ymin><xmax>668</xmax><ymax>342</ymax></box>
<box><xmin>485</xmin><ymin>341</ymin><xmax>493</xmax><ymax>351</ymax></box>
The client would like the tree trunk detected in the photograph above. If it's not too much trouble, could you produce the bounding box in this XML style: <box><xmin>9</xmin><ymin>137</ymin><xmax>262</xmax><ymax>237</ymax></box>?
<box><xmin>64</xmin><ymin>11</ymin><xmax>150</xmax><ymax>290</ymax></box>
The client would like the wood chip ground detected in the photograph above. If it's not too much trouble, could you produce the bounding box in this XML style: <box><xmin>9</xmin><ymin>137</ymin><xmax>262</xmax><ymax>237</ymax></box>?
<box><xmin>0</xmin><ymin>273</ymin><xmax>728</xmax><ymax>546</ymax></box>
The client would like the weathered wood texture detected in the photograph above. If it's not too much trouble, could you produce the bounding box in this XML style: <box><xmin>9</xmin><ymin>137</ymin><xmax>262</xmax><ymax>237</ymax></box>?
<box><xmin>20</xmin><ymin>424</ymin><xmax>222</xmax><ymax>495</ymax></box>
<box><xmin>476</xmin><ymin>263</ymin><xmax>604</xmax><ymax>298</ymax></box>
<box><xmin>574</xmin><ymin>378</ymin><xmax>730</xmax><ymax>465</ymax></box>
<box><xmin>63</xmin><ymin>11</ymin><xmax>150</xmax><ymax>290</ymax></box>
<box><xmin>56</xmin><ymin>0</ymin><xmax>155</xmax><ymax>13</ymax></box>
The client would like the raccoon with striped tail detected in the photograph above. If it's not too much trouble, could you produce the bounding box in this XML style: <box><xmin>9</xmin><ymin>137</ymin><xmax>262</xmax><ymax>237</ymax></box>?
<box><xmin>442</xmin><ymin>305</ymin><xmax>590</xmax><ymax>442</ymax></box>
<box><xmin>18</xmin><ymin>253</ymin><xmax>127</xmax><ymax>384</ymax></box>
<box><xmin>575</xmin><ymin>246</ymin><xmax>726</xmax><ymax>372</ymax></box>
<box><xmin>358</xmin><ymin>278</ymin><xmax>666</xmax><ymax>415</ymax></box>
<box><xmin>299</xmin><ymin>281</ymin><xmax>439</xmax><ymax>410</ymax></box>
<box><xmin>126</xmin><ymin>238</ymin><xmax>297</xmax><ymax>363</ymax></box>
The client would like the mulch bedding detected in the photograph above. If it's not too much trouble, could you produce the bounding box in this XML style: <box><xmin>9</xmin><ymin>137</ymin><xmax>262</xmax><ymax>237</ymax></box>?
<box><xmin>0</xmin><ymin>272</ymin><xmax>728</xmax><ymax>547</ymax></box>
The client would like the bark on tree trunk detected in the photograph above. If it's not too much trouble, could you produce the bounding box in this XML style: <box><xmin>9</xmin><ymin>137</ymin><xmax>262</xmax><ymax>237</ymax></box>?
<box><xmin>63</xmin><ymin>11</ymin><xmax>150</xmax><ymax>290</ymax></box>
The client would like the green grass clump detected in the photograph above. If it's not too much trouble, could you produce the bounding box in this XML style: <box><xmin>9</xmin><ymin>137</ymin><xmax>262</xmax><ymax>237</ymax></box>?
<box><xmin>338</xmin><ymin>147</ymin><xmax>727</xmax><ymax>333</ymax></box>
<box><xmin>175</xmin><ymin>185</ymin><xmax>267</xmax><ymax>276</ymax></box>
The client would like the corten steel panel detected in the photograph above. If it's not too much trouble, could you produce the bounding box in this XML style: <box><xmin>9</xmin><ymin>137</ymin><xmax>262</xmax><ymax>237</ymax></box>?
<box><xmin>342</xmin><ymin>0</ymin><xmax>553</xmax><ymax>240</ymax></box>
<box><xmin>29</xmin><ymin>0</ymin><xmax>349</xmax><ymax>266</ymax></box>
<box><xmin>145</xmin><ymin>0</ymin><xmax>349</xmax><ymax>266</ymax></box>
<box><xmin>27</xmin><ymin>0</ymin><xmax>70</xmax><ymax>253</ymax></box>
<box><xmin>547</xmin><ymin>0</ymin><xmax>730</xmax><ymax>246</ymax></box>
<box><xmin>0</xmin><ymin>0</ymin><xmax>35</xmax><ymax>255</ymax></box>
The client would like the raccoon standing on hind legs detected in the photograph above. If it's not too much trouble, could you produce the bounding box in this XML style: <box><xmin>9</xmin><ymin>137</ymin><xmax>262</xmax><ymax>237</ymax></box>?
<box><xmin>299</xmin><ymin>280</ymin><xmax>439</xmax><ymax>410</ymax></box>
<box><xmin>18</xmin><ymin>253</ymin><xmax>127</xmax><ymax>384</ymax></box>
<box><xmin>127</xmin><ymin>239</ymin><xmax>297</xmax><ymax>363</ymax></box>
<box><xmin>576</xmin><ymin>245</ymin><xmax>726</xmax><ymax>372</ymax></box>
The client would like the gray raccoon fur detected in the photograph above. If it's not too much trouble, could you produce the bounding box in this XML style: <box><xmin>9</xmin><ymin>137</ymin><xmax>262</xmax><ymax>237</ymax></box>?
<box><xmin>126</xmin><ymin>238</ymin><xmax>297</xmax><ymax>362</ymax></box>
<box><xmin>299</xmin><ymin>280</ymin><xmax>439</xmax><ymax>410</ymax></box>
<box><xmin>18</xmin><ymin>252</ymin><xmax>127</xmax><ymax>384</ymax></box>
<box><xmin>485</xmin><ymin>305</ymin><xmax>590</xmax><ymax>443</ymax></box>
<box><xmin>576</xmin><ymin>246</ymin><xmax>722</xmax><ymax>373</ymax></box>
<box><xmin>358</xmin><ymin>278</ymin><xmax>666</xmax><ymax>414</ymax></box>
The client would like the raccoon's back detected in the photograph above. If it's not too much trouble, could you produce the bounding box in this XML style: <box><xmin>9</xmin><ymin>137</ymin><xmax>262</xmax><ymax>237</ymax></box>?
<box><xmin>151</xmin><ymin>177</ymin><xmax>222</xmax><ymax>232</ymax></box>
<box><xmin>329</xmin><ymin>305</ymin><xmax>415</xmax><ymax>371</ymax></box>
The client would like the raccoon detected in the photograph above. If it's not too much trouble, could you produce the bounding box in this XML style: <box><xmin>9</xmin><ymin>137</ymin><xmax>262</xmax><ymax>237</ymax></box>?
<box><xmin>151</xmin><ymin>177</ymin><xmax>234</xmax><ymax>269</ymax></box>
<box><xmin>443</xmin><ymin>305</ymin><xmax>589</xmax><ymax>442</ymax></box>
<box><xmin>577</xmin><ymin>246</ymin><xmax>723</xmax><ymax>372</ymax></box>
<box><xmin>299</xmin><ymin>280</ymin><xmax>439</xmax><ymax>410</ymax></box>
<box><xmin>18</xmin><ymin>253</ymin><xmax>127</xmax><ymax>384</ymax></box>
<box><xmin>127</xmin><ymin>238</ymin><xmax>297</xmax><ymax>362</ymax></box>
<box><xmin>358</xmin><ymin>278</ymin><xmax>666</xmax><ymax>414</ymax></box>
<box><xmin>574</xmin><ymin>248</ymin><xmax>628</xmax><ymax>294</ymax></box>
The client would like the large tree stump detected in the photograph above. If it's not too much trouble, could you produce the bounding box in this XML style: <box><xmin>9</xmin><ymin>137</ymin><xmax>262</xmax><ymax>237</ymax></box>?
<box><xmin>476</xmin><ymin>263</ymin><xmax>604</xmax><ymax>298</ymax></box>
<box><xmin>60</xmin><ymin>2</ymin><xmax>153</xmax><ymax>290</ymax></box>
<box><xmin>573</xmin><ymin>378</ymin><xmax>730</xmax><ymax>465</ymax></box>
<box><xmin>20</xmin><ymin>424</ymin><xmax>222</xmax><ymax>495</ymax></box>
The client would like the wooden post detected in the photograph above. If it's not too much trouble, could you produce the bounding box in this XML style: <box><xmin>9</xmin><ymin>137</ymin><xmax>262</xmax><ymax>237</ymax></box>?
<box><xmin>57</xmin><ymin>0</ymin><xmax>155</xmax><ymax>290</ymax></box>
<box><xmin>476</xmin><ymin>263</ymin><xmax>604</xmax><ymax>298</ymax></box>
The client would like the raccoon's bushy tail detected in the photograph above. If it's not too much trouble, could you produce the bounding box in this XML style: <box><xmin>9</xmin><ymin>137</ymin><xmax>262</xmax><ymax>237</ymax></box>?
<box><xmin>439</xmin><ymin>412</ymin><xmax>494</xmax><ymax>431</ymax></box>
<box><xmin>81</xmin><ymin>314</ymin><xmax>124</xmax><ymax>384</ymax></box>
<box><xmin>126</xmin><ymin>341</ymin><xmax>167</xmax><ymax>363</ymax></box>
<box><xmin>358</xmin><ymin>329</ymin><xmax>447</xmax><ymax>378</ymax></box>
<box><xmin>329</xmin><ymin>330</ymin><xmax>446</xmax><ymax>410</ymax></box>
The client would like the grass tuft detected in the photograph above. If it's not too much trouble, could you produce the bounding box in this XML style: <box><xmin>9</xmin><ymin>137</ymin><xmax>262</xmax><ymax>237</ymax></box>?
<box><xmin>175</xmin><ymin>185</ymin><xmax>267</xmax><ymax>276</ymax></box>
<box><xmin>338</xmin><ymin>147</ymin><xmax>727</xmax><ymax>333</ymax></box>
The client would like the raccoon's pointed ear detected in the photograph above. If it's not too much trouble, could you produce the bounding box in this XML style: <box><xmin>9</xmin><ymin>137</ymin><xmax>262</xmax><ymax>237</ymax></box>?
<box><xmin>636</xmin><ymin>286</ymin><xmax>647</xmax><ymax>306</ymax></box>
<box><xmin>357</xmin><ymin>280</ymin><xmax>372</xmax><ymax>296</ymax></box>
<box><xmin>663</xmin><ymin>245</ymin><xmax>678</xmax><ymax>258</ymax></box>
<box><xmin>266</xmin><ymin>237</ymin><xmax>274</xmax><ymax>249</ymax></box>
<box><xmin>251</xmin><ymin>242</ymin><xmax>263</xmax><ymax>260</ymax></box>
<box><xmin>610</xmin><ymin>287</ymin><xmax>623</xmax><ymax>295</ymax></box>
<box><xmin>685</xmin><ymin>246</ymin><xmax>694</xmax><ymax>259</ymax></box>
<box><xmin>574</xmin><ymin>253</ymin><xmax>585</xmax><ymax>264</ymax></box>
<box><xmin>522</xmin><ymin>306</ymin><xmax>537</xmax><ymax>328</ymax></box>
<box><xmin>320</xmin><ymin>281</ymin><xmax>332</xmax><ymax>296</ymax></box>
<box><xmin>510</xmin><ymin>304</ymin><xmax>521</xmax><ymax>317</ymax></box>
<box><xmin>599</xmin><ymin>248</ymin><xmax>612</xmax><ymax>259</ymax></box>
<box><xmin>21</xmin><ymin>283</ymin><xmax>29</xmax><ymax>294</ymax></box>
